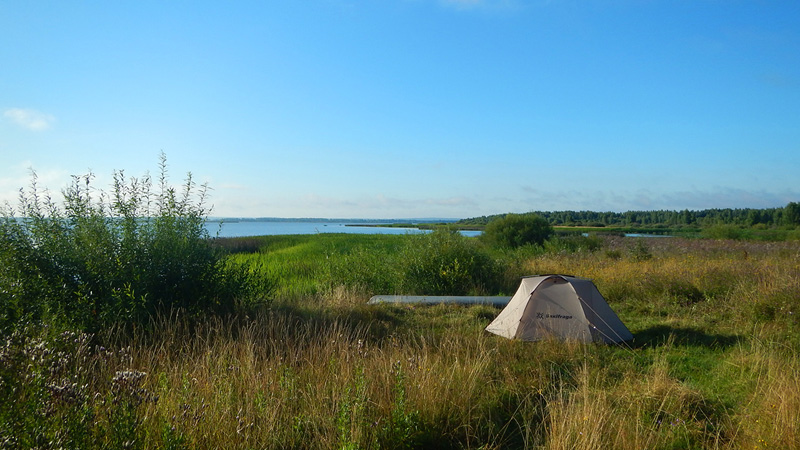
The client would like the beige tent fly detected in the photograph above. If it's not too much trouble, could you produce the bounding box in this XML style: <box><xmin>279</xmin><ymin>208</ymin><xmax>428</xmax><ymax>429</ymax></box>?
<box><xmin>485</xmin><ymin>275</ymin><xmax>633</xmax><ymax>343</ymax></box>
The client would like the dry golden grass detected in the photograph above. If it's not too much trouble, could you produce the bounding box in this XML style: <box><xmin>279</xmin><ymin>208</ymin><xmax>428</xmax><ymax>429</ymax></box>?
<box><xmin>27</xmin><ymin>237</ymin><xmax>796</xmax><ymax>449</ymax></box>
<box><xmin>102</xmin><ymin>316</ymin><xmax>792</xmax><ymax>449</ymax></box>
<box><xmin>113</xmin><ymin>311</ymin><xmax>510</xmax><ymax>449</ymax></box>
<box><xmin>727</xmin><ymin>337</ymin><xmax>800</xmax><ymax>449</ymax></box>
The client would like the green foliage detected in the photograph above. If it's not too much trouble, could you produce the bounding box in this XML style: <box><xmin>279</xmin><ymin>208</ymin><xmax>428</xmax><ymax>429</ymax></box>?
<box><xmin>397</xmin><ymin>229</ymin><xmax>500</xmax><ymax>295</ymax></box>
<box><xmin>481</xmin><ymin>213</ymin><xmax>553</xmax><ymax>249</ymax></box>
<box><xmin>336</xmin><ymin>366</ymin><xmax>370</xmax><ymax>450</ymax></box>
<box><xmin>461</xmin><ymin>203</ymin><xmax>800</xmax><ymax>229</ymax></box>
<box><xmin>783</xmin><ymin>202</ymin><xmax>800</xmax><ymax>226</ymax></box>
<box><xmin>2</xmin><ymin>237</ymin><xmax>799</xmax><ymax>449</ymax></box>
<box><xmin>327</xmin><ymin>244</ymin><xmax>400</xmax><ymax>295</ymax></box>
<box><xmin>750</xmin><ymin>282</ymin><xmax>800</xmax><ymax>327</ymax></box>
<box><xmin>628</xmin><ymin>239</ymin><xmax>653</xmax><ymax>261</ymax></box>
<box><xmin>0</xmin><ymin>325</ymin><xmax>157</xmax><ymax>449</ymax></box>
<box><xmin>236</xmin><ymin>232</ymin><xmax>622</xmax><ymax>299</ymax></box>
<box><xmin>701</xmin><ymin>224</ymin><xmax>747</xmax><ymax>240</ymax></box>
<box><xmin>0</xmin><ymin>154</ymin><xmax>263</xmax><ymax>332</ymax></box>
<box><xmin>268</xmin><ymin>231</ymin><xmax>503</xmax><ymax>297</ymax></box>
<box><xmin>543</xmin><ymin>234</ymin><xmax>604</xmax><ymax>254</ymax></box>
<box><xmin>377</xmin><ymin>360</ymin><xmax>423</xmax><ymax>449</ymax></box>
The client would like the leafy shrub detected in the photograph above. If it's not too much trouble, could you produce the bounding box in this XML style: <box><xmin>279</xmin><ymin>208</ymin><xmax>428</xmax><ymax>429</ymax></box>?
<box><xmin>323</xmin><ymin>231</ymin><xmax>501</xmax><ymax>296</ymax></box>
<box><xmin>628</xmin><ymin>239</ymin><xmax>653</xmax><ymax>261</ymax></box>
<box><xmin>397</xmin><ymin>229</ymin><xmax>500</xmax><ymax>295</ymax></box>
<box><xmin>0</xmin><ymin>325</ymin><xmax>167</xmax><ymax>450</ymax></box>
<box><xmin>481</xmin><ymin>213</ymin><xmax>553</xmax><ymax>249</ymax></box>
<box><xmin>750</xmin><ymin>281</ymin><xmax>800</xmax><ymax>327</ymax></box>
<box><xmin>327</xmin><ymin>245</ymin><xmax>399</xmax><ymax>295</ymax></box>
<box><xmin>0</xmin><ymin>154</ymin><xmax>262</xmax><ymax>332</ymax></box>
<box><xmin>544</xmin><ymin>234</ymin><xmax>603</xmax><ymax>254</ymax></box>
<box><xmin>702</xmin><ymin>225</ymin><xmax>747</xmax><ymax>240</ymax></box>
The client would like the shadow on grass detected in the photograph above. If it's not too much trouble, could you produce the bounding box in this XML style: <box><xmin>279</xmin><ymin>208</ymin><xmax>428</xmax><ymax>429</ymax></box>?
<box><xmin>631</xmin><ymin>325</ymin><xmax>742</xmax><ymax>350</ymax></box>
<box><xmin>255</xmin><ymin>302</ymin><xmax>411</xmax><ymax>344</ymax></box>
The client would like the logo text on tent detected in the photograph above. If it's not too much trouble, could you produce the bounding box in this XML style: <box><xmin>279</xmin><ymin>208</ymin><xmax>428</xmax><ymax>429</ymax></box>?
<box><xmin>536</xmin><ymin>312</ymin><xmax>573</xmax><ymax>320</ymax></box>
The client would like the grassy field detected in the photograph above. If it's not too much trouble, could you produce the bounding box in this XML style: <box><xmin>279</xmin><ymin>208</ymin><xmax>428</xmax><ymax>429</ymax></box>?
<box><xmin>4</xmin><ymin>233</ymin><xmax>800</xmax><ymax>449</ymax></box>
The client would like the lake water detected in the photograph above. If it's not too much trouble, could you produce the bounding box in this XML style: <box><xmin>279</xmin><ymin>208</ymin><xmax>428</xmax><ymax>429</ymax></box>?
<box><xmin>206</xmin><ymin>220</ymin><xmax>481</xmax><ymax>238</ymax></box>
<box><xmin>206</xmin><ymin>221</ymin><xmax>669</xmax><ymax>239</ymax></box>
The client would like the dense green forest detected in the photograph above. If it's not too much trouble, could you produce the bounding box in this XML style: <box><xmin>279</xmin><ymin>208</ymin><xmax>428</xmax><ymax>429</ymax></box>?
<box><xmin>459</xmin><ymin>202</ymin><xmax>800</xmax><ymax>228</ymax></box>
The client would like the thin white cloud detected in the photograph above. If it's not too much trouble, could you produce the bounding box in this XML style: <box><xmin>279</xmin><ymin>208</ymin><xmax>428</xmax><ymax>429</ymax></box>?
<box><xmin>656</xmin><ymin>187</ymin><xmax>799</xmax><ymax>211</ymax></box>
<box><xmin>517</xmin><ymin>185</ymin><xmax>799</xmax><ymax>213</ymax></box>
<box><xmin>0</xmin><ymin>161</ymin><xmax>70</xmax><ymax>208</ymax></box>
<box><xmin>3</xmin><ymin>108</ymin><xmax>56</xmax><ymax>131</ymax></box>
<box><xmin>210</xmin><ymin>191</ymin><xmax>480</xmax><ymax>219</ymax></box>
<box><xmin>208</xmin><ymin>183</ymin><xmax>799</xmax><ymax>219</ymax></box>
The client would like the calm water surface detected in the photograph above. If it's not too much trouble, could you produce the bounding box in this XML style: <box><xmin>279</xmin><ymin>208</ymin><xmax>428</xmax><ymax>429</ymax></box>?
<box><xmin>206</xmin><ymin>220</ymin><xmax>481</xmax><ymax>238</ymax></box>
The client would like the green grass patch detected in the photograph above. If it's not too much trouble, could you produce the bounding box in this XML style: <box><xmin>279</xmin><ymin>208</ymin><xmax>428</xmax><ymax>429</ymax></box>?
<box><xmin>4</xmin><ymin>223</ymin><xmax>800</xmax><ymax>449</ymax></box>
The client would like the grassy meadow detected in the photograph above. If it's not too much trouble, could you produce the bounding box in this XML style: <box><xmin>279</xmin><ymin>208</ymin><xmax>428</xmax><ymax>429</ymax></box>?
<box><xmin>4</xmin><ymin>228</ymin><xmax>799</xmax><ymax>449</ymax></box>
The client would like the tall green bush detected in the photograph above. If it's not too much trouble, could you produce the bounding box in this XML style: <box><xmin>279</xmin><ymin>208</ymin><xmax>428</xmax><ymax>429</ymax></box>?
<box><xmin>324</xmin><ymin>230</ymin><xmax>501</xmax><ymax>296</ymax></box>
<box><xmin>481</xmin><ymin>213</ymin><xmax>553</xmax><ymax>249</ymax></box>
<box><xmin>0</xmin><ymin>154</ymin><xmax>260</xmax><ymax>332</ymax></box>
<box><xmin>397</xmin><ymin>229</ymin><xmax>499</xmax><ymax>295</ymax></box>
<box><xmin>701</xmin><ymin>224</ymin><xmax>748</xmax><ymax>240</ymax></box>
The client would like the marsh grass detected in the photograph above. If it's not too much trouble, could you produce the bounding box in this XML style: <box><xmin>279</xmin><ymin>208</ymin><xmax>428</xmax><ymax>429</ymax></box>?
<box><xmin>729</xmin><ymin>336</ymin><xmax>800</xmax><ymax>449</ymax></box>
<box><xmin>2</xmin><ymin>235</ymin><xmax>799</xmax><ymax>449</ymax></box>
<box><xmin>225</xmin><ymin>229</ymin><xmax>508</xmax><ymax>301</ymax></box>
<box><xmin>222</xmin><ymin>233</ymin><xmax>407</xmax><ymax>300</ymax></box>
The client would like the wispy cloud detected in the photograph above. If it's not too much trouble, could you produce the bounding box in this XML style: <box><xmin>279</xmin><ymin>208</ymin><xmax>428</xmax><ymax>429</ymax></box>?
<box><xmin>518</xmin><ymin>185</ymin><xmax>798</xmax><ymax>213</ymax></box>
<box><xmin>3</xmin><ymin>108</ymin><xmax>56</xmax><ymax>131</ymax></box>
<box><xmin>210</xmin><ymin>190</ymin><xmax>479</xmax><ymax>219</ymax></box>
<box><xmin>0</xmin><ymin>161</ymin><xmax>70</xmax><ymax>207</ymax></box>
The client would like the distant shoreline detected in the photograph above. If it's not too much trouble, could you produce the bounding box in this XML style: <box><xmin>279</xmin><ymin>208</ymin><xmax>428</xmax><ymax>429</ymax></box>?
<box><xmin>207</xmin><ymin>217</ymin><xmax>460</xmax><ymax>224</ymax></box>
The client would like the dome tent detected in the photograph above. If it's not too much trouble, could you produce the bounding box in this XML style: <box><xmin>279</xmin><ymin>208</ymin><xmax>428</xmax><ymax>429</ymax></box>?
<box><xmin>486</xmin><ymin>275</ymin><xmax>632</xmax><ymax>343</ymax></box>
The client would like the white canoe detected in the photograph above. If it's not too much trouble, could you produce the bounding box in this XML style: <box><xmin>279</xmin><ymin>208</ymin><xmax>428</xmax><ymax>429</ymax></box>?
<box><xmin>367</xmin><ymin>295</ymin><xmax>511</xmax><ymax>306</ymax></box>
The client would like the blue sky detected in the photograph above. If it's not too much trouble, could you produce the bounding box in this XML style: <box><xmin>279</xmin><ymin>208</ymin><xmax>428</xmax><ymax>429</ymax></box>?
<box><xmin>2</xmin><ymin>0</ymin><xmax>799</xmax><ymax>219</ymax></box>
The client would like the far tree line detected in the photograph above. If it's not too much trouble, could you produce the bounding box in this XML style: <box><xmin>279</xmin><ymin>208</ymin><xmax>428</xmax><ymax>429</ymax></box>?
<box><xmin>459</xmin><ymin>202</ymin><xmax>800</xmax><ymax>228</ymax></box>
